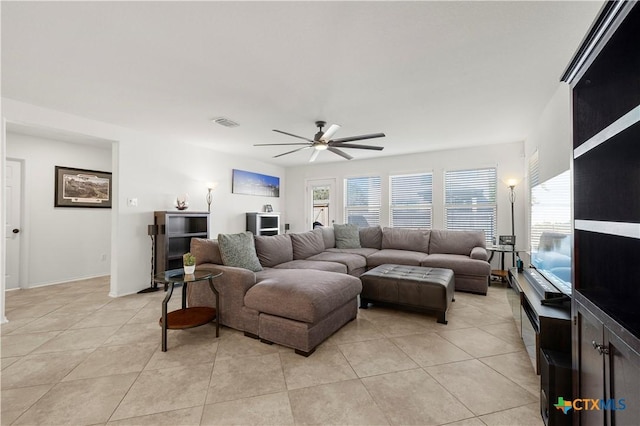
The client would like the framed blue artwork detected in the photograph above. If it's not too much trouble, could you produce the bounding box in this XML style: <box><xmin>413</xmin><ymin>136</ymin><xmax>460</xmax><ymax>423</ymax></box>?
<box><xmin>232</xmin><ymin>169</ymin><xmax>280</xmax><ymax>197</ymax></box>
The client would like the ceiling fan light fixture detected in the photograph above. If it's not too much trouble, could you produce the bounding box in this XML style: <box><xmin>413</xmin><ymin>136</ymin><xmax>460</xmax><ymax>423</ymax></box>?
<box><xmin>258</xmin><ymin>120</ymin><xmax>386</xmax><ymax>161</ymax></box>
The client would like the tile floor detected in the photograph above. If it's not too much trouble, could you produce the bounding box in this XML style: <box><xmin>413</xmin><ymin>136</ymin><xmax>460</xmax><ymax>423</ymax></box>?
<box><xmin>1</xmin><ymin>276</ymin><xmax>543</xmax><ymax>425</ymax></box>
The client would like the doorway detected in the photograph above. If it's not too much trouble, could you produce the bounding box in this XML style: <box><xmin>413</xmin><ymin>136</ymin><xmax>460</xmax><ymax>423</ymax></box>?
<box><xmin>5</xmin><ymin>159</ymin><xmax>23</xmax><ymax>290</ymax></box>
<box><xmin>307</xmin><ymin>178</ymin><xmax>336</xmax><ymax>229</ymax></box>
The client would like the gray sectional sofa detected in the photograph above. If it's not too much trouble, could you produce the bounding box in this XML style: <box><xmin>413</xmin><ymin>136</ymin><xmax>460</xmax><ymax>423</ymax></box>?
<box><xmin>187</xmin><ymin>226</ymin><xmax>490</xmax><ymax>356</ymax></box>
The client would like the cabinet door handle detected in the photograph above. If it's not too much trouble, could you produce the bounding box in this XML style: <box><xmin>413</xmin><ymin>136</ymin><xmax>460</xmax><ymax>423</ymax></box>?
<box><xmin>592</xmin><ymin>340</ymin><xmax>610</xmax><ymax>355</ymax></box>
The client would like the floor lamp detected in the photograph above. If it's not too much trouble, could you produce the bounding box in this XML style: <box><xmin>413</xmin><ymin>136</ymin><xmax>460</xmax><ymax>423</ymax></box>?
<box><xmin>507</xmin><ymin>180</ymin><xmax>517</xmax><ymax>267</ymax></box>
<box><xmin>138</xmin><ymin>224</ymin><xmax>161</xmax><ymax>293</ymax></box>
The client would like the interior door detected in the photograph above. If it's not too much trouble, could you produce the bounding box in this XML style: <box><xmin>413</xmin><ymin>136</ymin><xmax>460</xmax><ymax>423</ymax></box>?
<box><xmin>307</xmin><ymin>178</ymin><xmax>336</xmax><ymax>230</ymax></box>
<box><xmin>5</xmin><ymin>159</ymin><xmax>22</xmax><ymax>290</ymax></box>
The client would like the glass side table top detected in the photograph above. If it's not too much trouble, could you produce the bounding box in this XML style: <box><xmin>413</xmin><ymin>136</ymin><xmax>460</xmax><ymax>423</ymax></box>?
<box><xmin>487</xmin><ymin>245</ymin><xmax>521</xmax><ymax>253</ymax></box>
<box><xmin>154</xmin><ymin>268</ymin><xmax>222</xmax><ymax>283</ymax></box>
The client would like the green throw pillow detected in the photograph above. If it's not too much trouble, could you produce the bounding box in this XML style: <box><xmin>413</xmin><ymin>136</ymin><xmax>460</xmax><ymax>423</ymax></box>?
<box><xmin>217</xmin><ymin>232</ymin><xmax>263</xmax><ymax>272</ymax></box>
<box><xmin>334</xmin><ymin>223</ymin><xmax>361</xmax><ymax>249</ymax></box>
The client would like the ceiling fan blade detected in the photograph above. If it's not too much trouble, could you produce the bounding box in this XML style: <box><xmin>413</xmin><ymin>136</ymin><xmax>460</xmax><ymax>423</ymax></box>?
<box><xmin>273</xmin><ymin>146</ymin><xmax>311</xmax><ymax>158</ymax></box>
<box><xmin>328</xmin><ymin>147</ymin><xmax>353</xmax><ymax>160</ymax></box>
<box><xmin>254</xmin><ymin>143</ymin><xmax>311</xmax><ymax>146</ymax></box>
<box><xmin>309</xmin><ymin>149</ymin><xmax>320</xmax><ymax>162</ymax></box>
<box><xmin>330</xmin><ymin>143</ymin><xmax>384</xmax><ymax>151</ymax></box>
<box><xmin>320</xmin><ymin>124</ymin><xmax>341</xmax><ymax>141</ymax></box>
<box><xmin>330</xmin><ymin>133</ymin><xmax>386</xmax><ymax>144</ymax></box>
<box><xmin>273</xmin><ymin>129</ymin><xmax>314</xmax><ymax>143</ymax></box>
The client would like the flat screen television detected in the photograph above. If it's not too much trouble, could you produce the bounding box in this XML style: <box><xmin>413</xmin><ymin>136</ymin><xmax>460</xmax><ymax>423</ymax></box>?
<box><xmin>529</xmin><ymin>170</ymin><xmax>572</xmax><ymax>298</ymax></box>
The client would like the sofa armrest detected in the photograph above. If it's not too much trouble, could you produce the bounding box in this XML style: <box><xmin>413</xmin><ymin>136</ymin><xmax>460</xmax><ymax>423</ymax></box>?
<box><xmin>186</xmin><ymin>264</ymin><xmax>257</xmax><ymax>329</ymax></box>
<box><xmin>470</xmin><ymin>246</ymin><xmax>488</xmax><ymax>261</ymax></box>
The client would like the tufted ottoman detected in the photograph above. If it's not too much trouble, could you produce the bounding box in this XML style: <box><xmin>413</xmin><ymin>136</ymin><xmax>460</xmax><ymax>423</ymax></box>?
<box><xmin>359</xmin><ymin>264</ymin><xmax>455</xmax><ymax>324</ymax></box>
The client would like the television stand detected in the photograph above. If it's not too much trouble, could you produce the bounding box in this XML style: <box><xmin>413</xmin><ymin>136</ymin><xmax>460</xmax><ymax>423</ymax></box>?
<box><xmin>507</xmin><ymin>268</ymin><xmax>570</xmax><ymax>373</ymax></box>
<box><xmin>540</xmin><ymin>295</ymin><xmax>571</xmax><ymax>307</ymax></box>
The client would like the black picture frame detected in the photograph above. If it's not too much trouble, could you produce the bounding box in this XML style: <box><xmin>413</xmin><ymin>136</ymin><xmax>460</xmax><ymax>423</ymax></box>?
<box><xmin>55</xmin><ymin>166</ymin><xmax>112</xmax><ymax>208</ymax></box>
<box><xmin>264</xmin><ymin>204</ymin><xmax>273</xmax><ymax>212</ymax></box>
<box><xmin>499</xmin><ymin>235</ymin><xmax>516</xmax><ymax>246</ymax></box>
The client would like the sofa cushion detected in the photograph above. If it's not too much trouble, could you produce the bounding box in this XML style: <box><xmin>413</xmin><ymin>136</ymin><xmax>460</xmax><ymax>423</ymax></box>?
<box><xmin>421</xmin><ymin>253</ymin><xmax>491</xmax><ymax>276</ymax></box>
<box><xmin>273</xmin><ymin>260</ymin><xmax>347</xmax><ymax>274</ymax></box>
<box><xmin>319</xmin><ymin>227</ymin><xmax>335</xmax><ymax>249</ymax></box>
<box><xmin>429</xmin><ymin>229</ymin><xmax>486</xmax><ymax>255</ymax></box>
<box><xmin>333</xmin><ymin>223</ymin><xmax>361</xmax><ymax>249</ymax></box>
<box><xmin>254</xmin><ymin>234</ymin><xmax>293</xmax><ymax>267</ymax></box>
<box><xmin>381</xmin><ymin>228</ymin><xmax>430</xmax><ymax>253</ymax></box>
<box><xmin>367</xmin><ymin>249</ymin><xmax>430</xmax><ymax>268</ymax></box>
<box><xmin>326</xmin><ymin>247</ymin><xmax>379</xmax><ymax>257</ymax></box>
<box><xmin>190</xmin><ymin>238</ymin><xmax>223</xmax><ymax>265</ymax></box>
<box><xmin>306</xmin><ymin>251</ymin><xmax>367</xmax><ymax>275</ymax></box>
<box><xmin>246</xmin><ymin>269</ymin><xmax>362</xmax><ymax>323</ymax></box>
<box><xmin>290</xmin><ymin>229</ymin><xmax>325</xmax><ymax>260</ymax></box>
<box><xmin>217</xmin><ymin>232</ymin><xmax>263</xmax><ymax>272</ymax></box>
<box><xmin>359</xmin><ymin>226</ymin><xmax>383</xmax><ymax>249</ymax></box>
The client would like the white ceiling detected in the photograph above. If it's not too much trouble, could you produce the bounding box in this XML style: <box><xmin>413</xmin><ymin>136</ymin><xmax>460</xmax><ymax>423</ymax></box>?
<box><xmin>1</xmin><ymin>1</ymin><xmax>603</xmax><ymax>166</ymax></box>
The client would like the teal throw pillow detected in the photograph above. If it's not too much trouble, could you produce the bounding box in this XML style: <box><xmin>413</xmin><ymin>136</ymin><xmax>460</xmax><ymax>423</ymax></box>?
<box><xmin>334</xmin><ymin>223</ymin><xmax>361</xmax><ymax>249</ymax></box>
<box><xmin>217</xmin><ymin>232</ymin><xmax>263</xmax><ymax>272</ymax></box>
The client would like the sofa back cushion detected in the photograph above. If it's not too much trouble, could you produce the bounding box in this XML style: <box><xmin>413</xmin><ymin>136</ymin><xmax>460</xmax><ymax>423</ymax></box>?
<box><xmin>333</xmin><ymin>223</ymin><xmax>361</xmax><ymax>249</ymax></box>
<box><xmin>429</xmin><ymin>229</ymin><xmax>486</xmax><ymax>255</ymax></box>
<box><xmin>381</xmin><ymin>227</ymin><xmax>430</xmax><ymax>253</ymax></box>
<box><xmin>319</xmin><ymin>226</ymin><xmax>335</xmax><ymax>249</ymax></box>
<box><xmin>254</xmin><ymin>234</ymin><xmax>293</xmax><ymax>267</ymax></box>
<box><xmin>290</xmin><ymin>228</ymin><xmax>325</xmax><ymax>260</ymax></box>
<box><xmin>190</xmin><ymin>238</ymin><xmax>223</xmax><ymax>265</ymax></box>
<box><xmin>217</xmin><ymin>232</ymin><xmax>263</xmax><ymax>272</ymax></box>
<box><xmin>359</xmin><ymin>226</ymin><xmax>383</xmax><ymax>249</ymax></box>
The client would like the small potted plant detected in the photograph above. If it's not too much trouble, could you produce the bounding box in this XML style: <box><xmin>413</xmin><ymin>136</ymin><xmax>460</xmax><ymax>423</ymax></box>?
<box><xmin>183</xmin><ymin>252</ymin><xmax>196</xmax><ymax>274</ymax></box>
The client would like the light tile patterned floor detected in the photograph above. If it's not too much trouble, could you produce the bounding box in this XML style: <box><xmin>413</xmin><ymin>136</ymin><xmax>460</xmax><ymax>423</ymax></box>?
<box><xmin>1</xmin><ymin>276</ymin><xmax>543</xmax><ymax>425</ymax></box>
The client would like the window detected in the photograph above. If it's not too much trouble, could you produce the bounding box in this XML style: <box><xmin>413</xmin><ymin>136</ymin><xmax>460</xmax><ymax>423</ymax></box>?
<box><xmin>344</xmin><ymin>176</ymin><xmax>381</xmax><ymax>227</ymax></box>
<box><xmin>444</xmin><ymin>167</ymin><xmax>497</xmax><ymax>244</ymax></box>
<box><xmin>528</xmin><ymin>151</ymin><xmax>540</xmax><ymax>251</ymax></box>
<box><xmin>530</xmin><ymin>169</ymin><xmax>571</xmax><ymax>254</ymax></box>
<box><xmin>389</xmin><ymin>173</ymin><xmax>433</xmax><ymax>228</ymax></box>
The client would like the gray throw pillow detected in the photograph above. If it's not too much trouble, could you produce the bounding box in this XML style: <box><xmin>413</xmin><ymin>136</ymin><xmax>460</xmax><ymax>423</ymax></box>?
<box><xmin>217</xmin><ymin>232</ymin><xmax>263</xmax><ymax>272</ymax></box>
<box><xmin>334</xmin><ymin>223</ymin><xmax>361</xmax><ymax>249</ymax></box>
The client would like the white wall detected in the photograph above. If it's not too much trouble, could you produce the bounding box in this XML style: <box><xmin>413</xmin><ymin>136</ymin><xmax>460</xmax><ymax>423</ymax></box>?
<box><xmin>1</xmin><ymin>99</ymin><xmax>285</xmax><ymax>302</ymax></box>
<box><xmin>522</xmin><ymin>83</ymin><xmax>573</xmax><ymax>258</ymax></box>
<box><xmin>285</xmin><ymin>141</ymin><xmax>526</xmax><ymax>256</ymax></box>
<box><xmin>524</xmin><ymin>83</ymin><xmax>572</xmax><ymax>183</ymax></box>
<box><xmin>6</xmin><ymin>132</ymin><xmax>112</xmax><ymax>287</ymax></box>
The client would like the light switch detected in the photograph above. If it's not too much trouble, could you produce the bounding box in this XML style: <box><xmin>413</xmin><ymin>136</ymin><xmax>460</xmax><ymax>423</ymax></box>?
<box><xmin>127</xmin><ymin>198</ymin><xmax>138</xmax><ymax>207</ymax></box>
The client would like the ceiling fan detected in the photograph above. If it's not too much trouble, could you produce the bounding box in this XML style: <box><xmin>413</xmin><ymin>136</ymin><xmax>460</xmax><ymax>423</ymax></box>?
<box><xmin>255</xmin><ymin>121</ymin><xmax>385</xmax><ymax>162</ymax></box>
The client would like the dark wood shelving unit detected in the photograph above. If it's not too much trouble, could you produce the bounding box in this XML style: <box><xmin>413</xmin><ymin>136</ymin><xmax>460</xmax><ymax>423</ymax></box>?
<box><xmin>154</xmin><ymin>211</ymin><xmax>209</xmax><ymax>272</ymax></box>
<box><xmin>562</xmin><ymin>2</ymin><xmax>640</xmax><ymax>425</ymax></box>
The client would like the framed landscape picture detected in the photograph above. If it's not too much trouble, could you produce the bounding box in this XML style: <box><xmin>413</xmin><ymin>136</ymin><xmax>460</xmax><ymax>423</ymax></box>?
<box><xmin>232</xmin><ymin>169</ymin><xmax>280</xmax><ymax>197</ymax></box>
<box><xmin>55</xmin><ymin>166</ymin><xmax>112</xmax><ymax>208</ymax></box>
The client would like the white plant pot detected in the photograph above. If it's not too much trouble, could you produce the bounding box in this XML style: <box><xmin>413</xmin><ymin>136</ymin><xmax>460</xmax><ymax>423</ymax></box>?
<box><xmin>184</xmin><ymin>265</ymin><xmax>195</xmax><ymax>274</ymax></box>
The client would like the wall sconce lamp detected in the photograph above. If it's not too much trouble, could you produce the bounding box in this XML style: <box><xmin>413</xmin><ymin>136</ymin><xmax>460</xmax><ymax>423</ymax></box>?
<box><xmin>206</xmin><ymin>182</ymin><xmax>219</xmax><ymax>212</ymax></box>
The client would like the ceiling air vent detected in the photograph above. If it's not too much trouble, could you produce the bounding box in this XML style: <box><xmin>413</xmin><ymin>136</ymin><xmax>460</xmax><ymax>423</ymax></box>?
<box><xmin>211</xmin><ymin>117</ymin><xmax>239</xmax><ymax>128</ymax></box>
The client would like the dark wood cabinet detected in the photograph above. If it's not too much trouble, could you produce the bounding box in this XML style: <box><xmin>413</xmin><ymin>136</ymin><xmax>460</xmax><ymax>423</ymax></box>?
<box><xmin>508</xmin><ymin>269</ymin><xmax>571</xmax><ymax>374</ymax></box>
<box><xmin>562</xmin><ymin>2</ymin><xmax>640</xmax><ymax>424</ymax></box>
<box><xmin>154</xmin><ymin>211</ymin><xmax>209</xmax><ymax>272</ymax></box>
